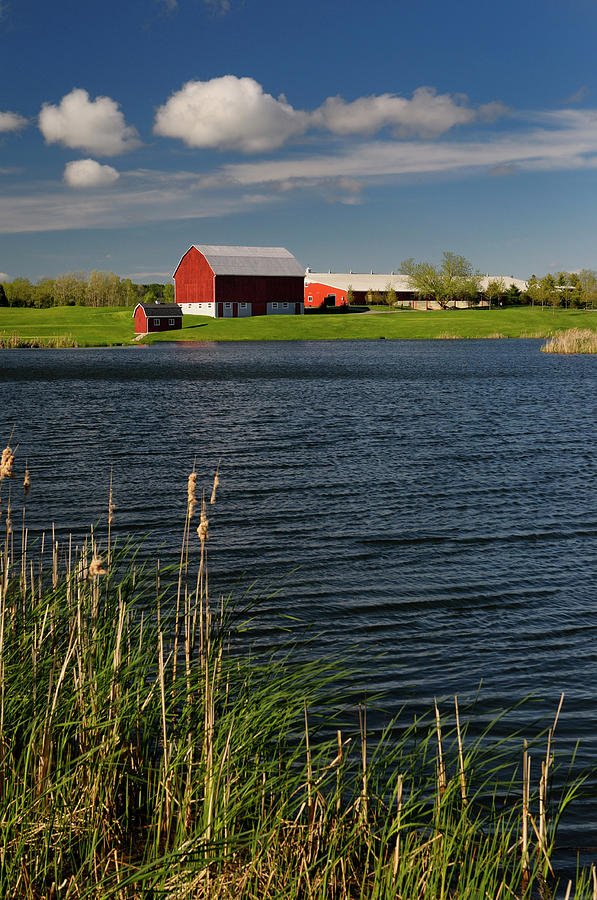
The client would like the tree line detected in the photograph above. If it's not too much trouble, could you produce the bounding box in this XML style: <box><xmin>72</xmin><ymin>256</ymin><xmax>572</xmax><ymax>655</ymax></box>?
<box><xmin>394</xmin><ymin>253</ymin><xmax>597</xmax><ymax>309</ymax></box>
<box><xmin>0</xmin><ymin>271</ymin><xmax>175</xmax><ymax>308</ymax></box>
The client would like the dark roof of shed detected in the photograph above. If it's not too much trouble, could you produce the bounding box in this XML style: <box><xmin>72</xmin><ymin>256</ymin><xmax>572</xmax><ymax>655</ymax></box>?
<box><xmin>134</xmin><ymin>303</ymin><xmax>183</xmax><ymax>317</ymax></box>
<box><xmin>190</xmin><ymin>245</ymin><xmax>304</xmax><ymax>278</ymax></box>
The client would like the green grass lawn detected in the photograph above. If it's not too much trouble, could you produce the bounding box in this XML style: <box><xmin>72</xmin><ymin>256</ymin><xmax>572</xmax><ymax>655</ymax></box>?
<box><xmin>2</xmin><ymin>305</ymin><xmax>597</xmax><ymax>347</ymax></box>
<box><xmin>149</xmin><ymin>306</ymin><xmax>597</xmax><ymax>342</ymax></box>
<box><xmin>0</xmin><ymin>305</ymin><xmax>135</xmax><ymax>347</ymax></box>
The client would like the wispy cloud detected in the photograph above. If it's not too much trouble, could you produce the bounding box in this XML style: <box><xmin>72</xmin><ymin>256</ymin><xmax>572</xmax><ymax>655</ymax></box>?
<box><xmin>563</xmin><ymin>85</ymin><xmax>590</xmax><ymax>105</ymax></box>
<box><xmin>6</xmin><ymin>98</ymin><xmax>597</xmax><ymax>234</ymax></box>
<box><xmin>0</xmin><ymin>172</ymin><xmax>279</xmax><ymax>234</ymax></box>
<box><xmin>195</xmin><ymin>108</ymin><xmax>597</xmax><ymax>190</ymax></box>
<box><xmin>0</xmin><ymin>110</ymin><xmax>28</xmax><ymax>133</ymax></box>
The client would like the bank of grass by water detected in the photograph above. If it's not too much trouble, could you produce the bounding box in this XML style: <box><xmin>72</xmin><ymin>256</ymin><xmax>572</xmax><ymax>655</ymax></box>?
<box><xmin>0</xmin><ymin>306</ymin><xmax>134</xmax><ymax>347</ymax></box>
<box><xmin>149</xmin><ymin>307</ymin><xmax>597</xmax><ymax>343</ymax></box>
<box><xmin>2</xmin><ymin>305</ymin><xmax>597</xmax><ymax>347</ymax></box>
<box><xmin>0</xmin><ymin>450</ymin><xmax>593</xmax><ymax>898</ymax></box>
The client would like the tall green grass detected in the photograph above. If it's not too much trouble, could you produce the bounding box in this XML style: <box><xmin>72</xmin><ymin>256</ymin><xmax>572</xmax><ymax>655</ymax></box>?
<box><xmin>0</xmin><ymin>451</ymin><xmax>592</xmax><ymax>898</ymax></box>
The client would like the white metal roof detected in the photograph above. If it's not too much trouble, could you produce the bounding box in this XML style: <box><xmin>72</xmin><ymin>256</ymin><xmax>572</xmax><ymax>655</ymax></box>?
<box><xmin>194</xmin><ymin>245</ymin><xmax>304</xmax><ymax>277</ymax></box>
<box><xmin>305</xmin><ymin>272</ymin><xmax>413</xmax><ymax>293</ymax></box>
<box><xmin>305</xmin><ymin>272</ymin><xmax>528</xmax><ymax>293</ymax></box>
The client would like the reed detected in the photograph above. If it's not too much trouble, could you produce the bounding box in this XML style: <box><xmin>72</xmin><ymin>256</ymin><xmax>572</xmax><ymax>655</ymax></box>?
<box><xmin>0</xmin><ymin>459</ymin><xmax>592</xmax><ymax>898</ymax></box>
<box><xmin>0</xmin><ymin>332</ymin><xmax>79</xmax><ymax>348</ymax></box>
<box><xmin>541</xmin><ymin>328</ymin><xmax>597</xmax><ymax>354</ymax></box>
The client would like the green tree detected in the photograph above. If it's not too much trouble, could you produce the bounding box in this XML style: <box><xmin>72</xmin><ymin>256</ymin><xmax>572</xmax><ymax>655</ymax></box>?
<box><xmin>400</xmin><ymin>252</ymin><xmax>482</xmax><ymax>309</ymax></box>
<box><xmin>33</xmin><ymin>278</ymin><xmax>55</xmax><ymax>308</ymax></box>
<box><xmin>347</xmin><ymin>284</ymin><xmax>356</xmax><ymax>305</ymax></box>
<box><xmin>163</xmin><ymin>283</ymin><xmax>174</xmax><ymax>302</ymax></box>
<box><xmin>4</xmin><ymin>278</ymin><xmax>34</xmax><ymax>307</ymax></box>
<box><xmin>504</xmin><ymin>284</ymin><xmax>522</xmax><ymax>306</ymax></box>
<box><xmin>385</xmin><ymin>282</ymin><xmax>397</xmax><ymax>308</ymax></box>
<box><xmin>53</xmin><ymin>272</ymin><xmax>87</xmax><ymax>306</ymax></box>
<box><xmin>0</xmin><ymin>284</ymin><xmax>8</xmax><ymax>307</ymax></box>
<box><xmin>484</xmin><ymin>278</ymin><xmax>506</xmax><ymax>309</ymax></box>
<box><xmin>578</xmin><ymin>269</ymin><xmax>597</xmax><ymax>308</ymax></box>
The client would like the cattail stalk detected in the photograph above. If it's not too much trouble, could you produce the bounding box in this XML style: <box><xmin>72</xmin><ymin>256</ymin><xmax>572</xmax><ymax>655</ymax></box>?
<box><xmin>455</xmin><ymin>695</ymin><xmax>467</xmax><ymax>806</ymax></box>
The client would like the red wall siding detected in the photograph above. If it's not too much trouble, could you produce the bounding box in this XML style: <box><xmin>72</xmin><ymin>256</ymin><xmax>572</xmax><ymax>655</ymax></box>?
<box><xmin>134</xmin><ymin>307</ymin><xmax>148</xmax><ymax>333</ymax></box>
<box><xmin>134</xmin><ymin>308</ymin><xmax>182</xmax><ymax>333</ymax></box>
<box><xmin>304</xmin><ymin>282</ymin><xmax>347</xmax><ymax>308</ymax></box>
<box><xmin>215</xmin><ymin>274</ymin><xmax>304</xmax><ymax>303</ymax></box>
<box><xmin>174</xmin><ymin>247</ymin><xmax>215</xmax><ymax>303</ymax></box>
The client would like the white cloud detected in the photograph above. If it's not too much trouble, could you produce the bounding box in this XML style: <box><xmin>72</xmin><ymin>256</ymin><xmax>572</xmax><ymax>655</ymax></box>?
<box><xmin>0</xmin><ymin>111</ymin><xmax>28</xmax><ymax>133</ymax></box>
<box><xmin>194</xmin><ymin>108</ymin><xmax>597</xmax><ymax>189</ymax></box>
<box><xmin>64</xmin><ymin>159</ymin><xmax>120</xmax><ymax>188</ymax></box>
<box><xmin>154</xmin><ymin>75</ymin><xmax>309</xmax><ymax>152</ymax></box>
<box><xmin>0</xmin><ymin>272</ymin><xmax>9</xmax><ymax>281</ymax></box>
<box><xmin>312</xmin><ymin>87</ymin><xmax>478</xmax><ymax>138</ymax></box>
<box><xmin>154</xmin><ymin>78</ymin><xmax>508</xmax><ymax>152</ymax></box>
<box><xmin>39</xmin><ymin>88</ymin><xmax>140</xmax><ymax>156</ymax></box>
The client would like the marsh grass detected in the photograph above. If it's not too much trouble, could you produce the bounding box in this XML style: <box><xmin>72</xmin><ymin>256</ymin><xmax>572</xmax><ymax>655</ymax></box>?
<box><xmin>0</xmin><ymin>332</ymin><xmax>79</xmax><ymax>349</ymax></box>
<box><xmin>0</xmin><ymin>459</ymin><xmax>592</xmax><ymax>898</ymax></box>
<box><xmin>541</xmin><ymin>328</ymin><xmax>597</xmax><ymax>354</ymax></box>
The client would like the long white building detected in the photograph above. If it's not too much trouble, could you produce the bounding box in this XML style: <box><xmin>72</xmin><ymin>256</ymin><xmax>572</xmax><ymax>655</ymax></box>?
<box><xmin>304</xmin><ymin>269</ymin><xmax>528</xmax><ymax>309</ymax></box>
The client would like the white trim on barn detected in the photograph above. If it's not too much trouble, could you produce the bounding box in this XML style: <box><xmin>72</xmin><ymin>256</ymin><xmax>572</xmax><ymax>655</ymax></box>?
<box><xmin>178</xmin><ymin>302</ymin><xmax>216</xmax><ymax>317</ymax></box>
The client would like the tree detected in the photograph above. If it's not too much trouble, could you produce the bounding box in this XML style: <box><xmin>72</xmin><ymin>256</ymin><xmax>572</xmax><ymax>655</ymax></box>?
<box><xmin>53</xmin><ymin>272</ymin><xmax>87</xmax><ymax>306</ymax></box>
<box><xmin>0</xmin><ymin>284</ymin><xmax>7</xmax><ymax>307</ymax></box>
<box><xmin>346</xmin><ymin>284</ymin><xmax>356</xmax><ymax>305</ymax></box>
<box><xmin>400</xmin><ymin>252</ymin><xmax>482</xmax><ymax>309</ymax></box>
<box><xmin>33</xmin><ymin>278</ymin><xmax>55</xmax><ymax>308</ymax></box>
<box><xmin>385</xmin><ymin>282</ymin><xmax>397</xmax><ymax>308</ymax></box>
<box><xmin>484</xmin><ymin>278</ymin><xmax>506</xmax><ymax>309</ymax></box>
<box><xmin>163</xmin><ymin>283</ymin><xmax>174</xmax><ymax>302</ymax></box>
<box><xmin>578</xmin><ymin>269</ymin><xmax>597</xmax><ymax>308</ymax></box>
<box><xmin>4</xmin><ymin>278</ymin><xmax>34</xmax><ymax>307</ymax></box>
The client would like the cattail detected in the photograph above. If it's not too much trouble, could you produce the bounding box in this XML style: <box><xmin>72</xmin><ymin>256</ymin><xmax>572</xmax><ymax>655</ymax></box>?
<box><xmin>187</xmin><ymin>472</ymin><xmax>197</xmax><ymax>519</ymax></box>
<box><xmin>108</xmin><ymin>476</ymin><xmax>114</xmax><ymax>526</ymax></box>
<box><xmin>23</xmin><ymin>463</ymin><xmax>31</xmax><ymax>498</ymax></box>
<box><xmin>5</xmin><ymin>502</ymin><xmax>12</xmax><ymax>537</ymax></box>
<box><xmin>88</xmin><ymin>554</ymin><xmax>107</xmax><ymax>577</ymax></box>
<box><xmin>210</xmin><ymin>469</ymin><xmax>220</xmax><ymax>505</ymax></box>
<box><xmin>197</xmin><ymin>500</ymin><xmax>209</xmax><ymax>546</ymax></box>
<box><xmin>0</xmin><ymin>445</ymin><xmax>15</xmax><ymax>481</ymax></box>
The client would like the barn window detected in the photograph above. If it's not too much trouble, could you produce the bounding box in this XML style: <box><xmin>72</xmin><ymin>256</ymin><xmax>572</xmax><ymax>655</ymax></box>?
<box><xmin>153</xmin><ymin>318</ymin><xmax>161</xmax><ymax>326</ymax></box>
<box><xmin>308</xmin><ymin>296</ymin><xmax>313</xmax><ymax>303</ymax></box>
<box><xmin>272</xmin><ymin>302</ymin><xmax>278</xmax><ymax>308</ymax></box>
<box><xmin>240</xmin><ymin>302</ymin><xmax>247</xmax><ymax>308</ymax></box>
<box><xmin>283</xmin><ymin>302</ymin><xmax>288</xmax><ymax>308</ymax></box>
<box><xmin>225</xmin><ymin>302</ymin><xmax>231</xmax><ymax>307</ymax></box>
<box><xmin>168</xmin><ymin>318</ymin><xmax>175</xmax><ymax>325</ymax></box>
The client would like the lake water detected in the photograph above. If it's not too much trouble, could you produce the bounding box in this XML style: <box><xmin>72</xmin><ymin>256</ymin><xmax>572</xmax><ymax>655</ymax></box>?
<box><xmin>2</xmin><ymin>338</ymin><xmax>597</xmax><ymax>862</ymax></box>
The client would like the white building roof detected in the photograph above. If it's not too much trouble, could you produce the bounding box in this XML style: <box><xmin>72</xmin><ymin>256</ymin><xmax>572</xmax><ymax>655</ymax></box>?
<box><xmin>305</xmin><ymin>271</ymin><xmax>528</xmax><ymax>293</ymax></box>
<box><xmin>194</xmin><ymin>245</ymin><xmax>304</xmax><ymax>277</ymax></box>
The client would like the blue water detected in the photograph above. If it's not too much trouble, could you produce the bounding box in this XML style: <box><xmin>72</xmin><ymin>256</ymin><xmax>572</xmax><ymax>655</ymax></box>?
<box><xmin>2</xmin><ymin>338</ymin><xmax>597</xmax><ymax>864</ymax></box>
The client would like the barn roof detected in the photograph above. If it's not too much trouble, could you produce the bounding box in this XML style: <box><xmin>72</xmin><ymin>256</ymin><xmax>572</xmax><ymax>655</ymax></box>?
<box><xmin>305</xmin><ymin>272</ymin><xmax>413</xmax><ymax>293</ymax></box>
<box><xmin>134</xmin><ymin>303</ymin><xmax>183</xmax><ymax>317</ymax></box>
<box><xmin>304</xmin><ymin>272</ymin><xmax>529</xmax><ymax>294</ymax></box>
<box><xmin>192</xmin><ymin>245</ymin><xmax>304</xmax><ymax>277</ymax></box>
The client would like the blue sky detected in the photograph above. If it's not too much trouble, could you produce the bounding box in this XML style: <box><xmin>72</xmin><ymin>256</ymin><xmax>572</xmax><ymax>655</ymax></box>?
<box><xmin>1</xmin><ymin>0</ymin><xmax>596</xmax><ymax>283</ymax></box>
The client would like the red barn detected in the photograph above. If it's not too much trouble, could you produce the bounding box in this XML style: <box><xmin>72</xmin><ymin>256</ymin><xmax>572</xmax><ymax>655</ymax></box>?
<box><xmin>134</xmin><ymin>303</ymin><xmax>183</xmax><ymax>334</ymax></box>
<box><xmin>174</xmin><ymin>245</ymin><xmax>305</xmax><ymax>317</ymax></box>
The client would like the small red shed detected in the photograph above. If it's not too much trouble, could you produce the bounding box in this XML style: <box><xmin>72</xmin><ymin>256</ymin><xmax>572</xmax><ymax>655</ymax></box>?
<box><xmin>134</xmin><ymin>303</ymin><xmax>183</xmax><ymax>334</ymax></box>
<box><xmin>173</xmin><ymin>245</ymin><xmax>305</xmax><ymax>317</ymax></box>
